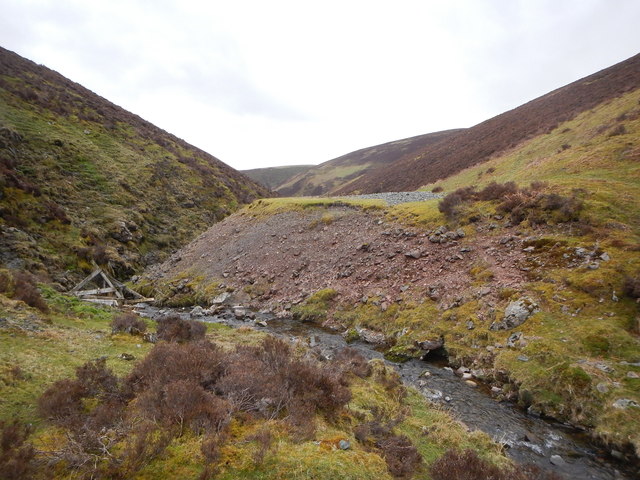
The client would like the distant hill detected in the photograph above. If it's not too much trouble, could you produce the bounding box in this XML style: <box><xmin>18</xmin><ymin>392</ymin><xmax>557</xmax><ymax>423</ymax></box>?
<box><xmin>241</xmin><ymin>164</ymin><xmax>314</xmax><ymax>190</ymax></box>
<box><xmin>276</xmin><ymin>130</ymin><xmax>464</xmax><ymax>196</ymax></box>
<box><xmin>336</xmin><ymin>53</ymin><xmax>640</xmax><ymax>194</ymax></box>
<box><xmin>0</xmin><ymin>47</ymin><xmax>270</xmax><ymax>284</ymax></box>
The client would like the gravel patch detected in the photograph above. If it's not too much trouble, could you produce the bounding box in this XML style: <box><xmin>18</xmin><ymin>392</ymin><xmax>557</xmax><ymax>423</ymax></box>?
<box><xmin>338</xmin><ymin>191</ymin><xmax>443</xmax><ymax>206</ymax></box>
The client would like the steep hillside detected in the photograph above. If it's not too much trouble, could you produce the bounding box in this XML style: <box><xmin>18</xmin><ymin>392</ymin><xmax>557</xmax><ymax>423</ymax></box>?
<box><xmin>277</xmin><ymin>129</ymin><xmax>463</xmax><ymax>196</ymax></box>
<box><xmin>241</xmin><ymin>164</ymin><xmax>313</xmax><ymax>190</ymax></box>
<box><xmin>0</xmin><ymin>47</ymin><xmax>270</xmax><ymax>284</ymax></box>
<box><xmin>337</xmin><ymin>52</ymin><xmax>640</xmax><ymax>193</ymax></box>
<box><xmin>141</xmin><ymin>86</ymin><xmax>640</xmax><ymax>461</ymax></box>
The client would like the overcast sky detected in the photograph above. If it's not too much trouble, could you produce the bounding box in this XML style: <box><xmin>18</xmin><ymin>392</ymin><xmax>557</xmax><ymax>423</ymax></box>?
<box><xmin>1</xmin><ymin>0</ymin><xmax>639</xmax><ymax>170</ymax></box>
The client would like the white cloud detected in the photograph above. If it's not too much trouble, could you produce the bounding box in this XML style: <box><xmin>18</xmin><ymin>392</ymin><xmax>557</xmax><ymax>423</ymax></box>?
<box><xmin>1</xmin><ymin>0</ymin><xmax>639</xmax><ymax>169</ymax></box>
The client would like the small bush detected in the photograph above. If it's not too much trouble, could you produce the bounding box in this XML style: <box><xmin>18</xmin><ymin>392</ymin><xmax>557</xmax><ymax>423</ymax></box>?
<box><xmin>623</xmin><ymin>272</ymin><xmax>640</xmax><ymax>300</ymax></box>
<box><xmin>0</xmin><ymin>271</ymin><xmax>11</xmax><ymax>294</ymax></box>
<box><xmin>248</xmin><ymin>427</ymin><xmax>273</xmax><ymax>464</ymax></box>
<box><xmin>156</xmin><ymin>315</ymin><xmax>206</xmax><ymax>342</ymax></box>
<box><xmin>12</xmin><ymin>272</ymin><xmax>48</xmax><ymax>313</ymax></box>
<box><xmin>75</xmin><ymin>357</ymin><xmax>119</xmax><ymax>399</ymax></box>
<box><xmin>476</xmin><ymin>181</ymin><xmax>517</xmax><ymax>201</ymax></box>
<box><xmin>0</xmin><ymin>421</ymin><xmax>37</xmax><ymax>480</ymax></box>
<box><xmin>334</xmin><ymin>348</ymin><xmax>372</xmax><ymax>378</ymax></box>
<box><xmin>608</xmin><ymin>124</ymin><xmax>626</xmax><ymax>136</ymax></box>
<box><xmin>438</xmin><ymin>186</ymin><xmax>476</xmax><ymax>218</ymax></box>
<box><xmin>354</xmin><ymin>419</ymin><xmax>421</xmax><ymax>478</ymax></box>
<box><xmin>378</xmin><ymin>434</ymin><xmax>422</xmax><ymax>478</ymax></box>
<box><xmin>430</xmin><ymin>449</ymin><xmax>561</xmax><ymax>480</ymax></box>
<box><xmin>111</xmin><ymin>312</ymin><xmax>147</xmax><ymax>335</ymax></box>
<box><xmin>431</xmin><ymin>186</ymin><xmax>443</xmax><ymax>193</ymax></box>
<box><xmin>38</xmin><ymin>378</ymin><xmax>86</xmax><ymax>425</ymax></box>
<box><xmin>125</xmin><ymin>340</ymin><xmax>225</xmax><ymax>395</ymax></box>
<box><xmin>137</xmin><ymin>379</ymin><xmax>231</xmax><ymax>434</ymax></box>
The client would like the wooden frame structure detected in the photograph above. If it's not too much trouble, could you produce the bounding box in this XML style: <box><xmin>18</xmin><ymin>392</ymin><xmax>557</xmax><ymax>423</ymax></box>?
<box><xmin>70</xmin><ymin>268</ymin><xmax>151</xmax><ymax>306</ymax></box>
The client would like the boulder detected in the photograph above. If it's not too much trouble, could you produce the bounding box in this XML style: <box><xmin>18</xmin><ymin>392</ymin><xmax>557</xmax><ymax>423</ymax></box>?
<box><xmin>416</xmin><ymin>337</ymin><xmax>444</xmax><ymax>351</ymax></box>
<box><xmin>490</xmin><ymin>298</ymin><xmax>539</xmax><ymax>330</ymax></box>
<box><xmin>356</xmin><ymin>328</ymin><xmax>386</xmax><ymax>345</ymax></box>
<box><xmin>211</xmin><ymin>292</ymin><xmax>231</xmax><ymax>305</ymax></box>
<box><xmin>612</xmin><ymin>398</ymin><xmax>640</xmax><ymax>409</ymax></box>
<box><xmin>190</xmin><ymin>306</ymin><xmax>205</xmax><ymax>317</ymax></box>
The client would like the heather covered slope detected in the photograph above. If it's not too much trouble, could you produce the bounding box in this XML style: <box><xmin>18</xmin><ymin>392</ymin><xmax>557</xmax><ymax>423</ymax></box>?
<box><xmin>241</xmin><ymin>164</ymin><xmax>314</xmax><ymax>190</ymax></box>
<box><xmin>276</xmin><ymin>129</ymin><xmax>463</xmax><ymax>196</ymax></box>
<box><xmin>0</xmin><ymin>47</ymin><xmax>270</xmax><ymax>284</ymax></box>
<box><xmin>337</xmin><ymin>52</ymin><xmax>640</xmax><ymax>194</ymax></box>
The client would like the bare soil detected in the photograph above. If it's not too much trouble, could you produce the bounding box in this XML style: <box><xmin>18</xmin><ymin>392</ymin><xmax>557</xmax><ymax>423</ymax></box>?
<box><xmin>146</xmin><ymin>207</ymin><xmax>529</xmax><ymax>313</ymax></box>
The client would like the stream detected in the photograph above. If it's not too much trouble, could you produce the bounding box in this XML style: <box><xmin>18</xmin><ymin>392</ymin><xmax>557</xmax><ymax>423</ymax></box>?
<box><xmin>135</xmin><ymin>304</ymin><xmax>635</xmax><ymax>480</ymax></box>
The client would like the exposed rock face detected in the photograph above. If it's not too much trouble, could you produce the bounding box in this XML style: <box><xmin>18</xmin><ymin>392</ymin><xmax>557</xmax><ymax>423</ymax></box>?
<box><xmin>490</xmin><ymin>298</ymin><xmax>539</xmax><ymax>330</ymax></box>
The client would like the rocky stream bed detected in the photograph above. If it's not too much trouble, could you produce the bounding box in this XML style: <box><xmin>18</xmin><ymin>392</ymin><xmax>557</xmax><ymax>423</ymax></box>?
<box><xmin>135</xmin><ymin>303</ymin><xmax>636</xmax><ymax>480</ymax></box>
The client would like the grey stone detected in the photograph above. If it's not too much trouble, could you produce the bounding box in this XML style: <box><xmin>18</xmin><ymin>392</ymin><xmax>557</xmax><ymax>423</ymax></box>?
<box><xmin>550</xmin><ymin>455</ymin><xmax>566</xmax><ymax>466</ymax></box>
<box><xmin>507</xmin><ymin>332</ymin><xmax>523</xmax><ymax>348</ymax></box>
<box><xmin>574</xmin><ymin>247</ymin><xmax>590</xmax><ymax>258</ymax></box>
<box><xmin>466</xmin><ymin>320</ymin><xmax>475</xmax><ymax>330</ymax></box>
<box><xmin>490</xmin><ymin>298</ymin><xmax>539</xmax><ymax>330</ymax></box>
<box><xmin>338</xmin><ymin>439</ymin><xmax>351</xmax><ymax>450</ymax></box>
<box><xmin>523</xmin><ymin>246</ymin><xmax>535</xmax><ymax>252</ymax></box>
<box><xmin>416</xmin><ymin>337</ymin><xmax>444</xmax><ymax>351</ymax></box>
<box><xmin>190</xmin><ymin>306</ymin><xmax>205</xmax><ymax>317</ymax></box>
<box><xmin>612</xmin><ymin>399</ymin><xmax>640</xmax><ymax>409</ymax></box>
<box><xmin>518</xmin><ymin>355</ymin><xmax>530</xmax><ymax>362</ymax></box>
<box><xmin>596</xmin><ymin>382</ymin><xmax>609</xmax><ymax>393</ymax></box>
<box><xmin>626</xmin><ymin>371</ymin><xmax>639</xmax><ymax>379</ymax></box>
<box><xmin>211</xmin><ymin>292</ymin><xmax>231</xmax><ymax>305</ymax></box>
<box><xmin>600</xmin><ymin>252</ymin><xmax>610</xmax><ymax>261</ymax></box>
<box><xmin>357</xmin><ymin>328</ymin><xmax>386</xmax><ymax>345</ymax></box>
<box><xmin>405</xmin><ymin>250</ymin><xmax>421</xmax><ymax>259</ymax></box>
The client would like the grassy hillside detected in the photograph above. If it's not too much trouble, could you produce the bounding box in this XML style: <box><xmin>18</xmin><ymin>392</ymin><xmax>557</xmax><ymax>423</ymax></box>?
<box><xmin>241</xmin><ymin>164</ymin><xmax>314</xmax><ymax>190</ymax></box>
<box><xmin>338</xmin><ymin>52</ymin><xmax>640</xmax><ymax>194</ymax></box>
<box><xmin>276</xmin><ymin>130</ymin><xmax>463</xmax><ymax>196</ymax></box>
<box><xmin>0</xmin><ymin>47</ymin><xmax>270</xmax><ymax>284</ymax></box>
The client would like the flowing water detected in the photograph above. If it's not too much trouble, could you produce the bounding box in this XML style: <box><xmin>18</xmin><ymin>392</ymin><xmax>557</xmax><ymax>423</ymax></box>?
<box><xmin>136</xmin><ymin>304</ymin><xmax>636</xmax><ymax>480</ymax></box>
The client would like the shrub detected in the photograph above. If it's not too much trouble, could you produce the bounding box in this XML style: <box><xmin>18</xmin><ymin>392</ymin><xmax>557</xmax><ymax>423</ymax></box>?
<box><xmin>438</xmin><ymin>186</ymin><xmax>476</xmax><ymax>218</ymax></box>
<box><xmin>608</xmin><ymin>124</ymin><xmax>626</xmax><ymax>136</ymax></box>
<box><xmin>248</xmin><ymin>427</ymin><xmax>273</xmax><ymax>464</ymax></box>
<box><xmin>0</xmin><ymin>271</ymin><xmax>11</xmax><ymax>294</ymax></box>
<box><xmin>12</xmin><ymin>272</ymin><xmax>48</xmax><ymax>313</ymax></box>
<box><xmin>0</xmin><ymin>421</ymin><xmax>36</xmax><ymax>480</ymax></box>
<box><xmin>429</xmin><ymin>449</ymin><xmax>561</xmax><ymax>480</ymax></box>
<box><xmin>125</xmin><ymin>340</ymin><xmax>225</xmax><ymax>395</ymax></box>
<box><xmin>431</xmin><ymin>186</ymin><xmax>443</xmax><ymax>193</ymax></box>
<box><xmin>378</xmin><ymin>434</ymin><xmax>422</xmax><ymax>478</ymax></box>
<box><xmin>75</xmin><ymin>357</ymin><xmax>119</xmax><ymax>399</ymax></box>
<box><xmin>623</xmin><ymin>272</ymin><xmax>640</xmax><ymax>300</ymax></box>
<box><xmin>156</xmin><ymin>314</ymin><xmax>206</xmax><ymax>342</ymax></box>
<box><xmin>38</xmin><ymin>378</ymin><xmax>86</xmax><ymax>425</ymax></box>
<box><xmin>136</xmin><ymin>379</ymin><xmax>231</xmax><ymax>434</ymax></box>
<box><xmin>354</xmin><ymin>420</ymin><xmax>421</xmax><ymax>478</ymax></box>
<box><xmin>476</xmin><ymin>181</ymin><xmax>517</xmax><ymax>201</ymax></box>
<box><xmin>111</xmin><ymin>312</ymin><xmax>147</xmax><ymax>335</ymax></box>
<box><xmin>334</xmin><ymin>348</ymin><xmax>372</xmax><ymax>378</ymax></box>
